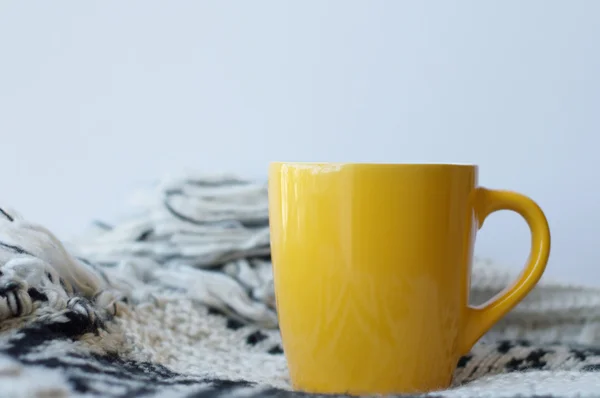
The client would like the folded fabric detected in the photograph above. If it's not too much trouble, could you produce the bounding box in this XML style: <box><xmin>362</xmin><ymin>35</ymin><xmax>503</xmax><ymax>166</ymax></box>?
<box><xmin>0</xmin><ymin>173</ymin><xmax>598</xmax><ymax>397</ymax></box>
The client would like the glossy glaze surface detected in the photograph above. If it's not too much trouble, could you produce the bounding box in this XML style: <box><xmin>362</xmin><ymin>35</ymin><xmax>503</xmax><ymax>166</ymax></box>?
<box><xmin>268</xmin><ymin>163</ymin><xmax>550</xmax><ymax>395</ymax></box>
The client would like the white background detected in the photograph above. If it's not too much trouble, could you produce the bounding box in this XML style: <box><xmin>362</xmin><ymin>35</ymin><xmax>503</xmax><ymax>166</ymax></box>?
<box><xmin>1</xmin><ymin>1</ymin><xmax>598</xmax><ymax>285</ymax></box>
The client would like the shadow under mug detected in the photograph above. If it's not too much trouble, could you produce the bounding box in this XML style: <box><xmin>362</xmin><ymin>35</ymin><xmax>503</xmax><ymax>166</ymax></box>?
<box><xmin>268</xmin><ymin>162</ymin><xmax>550</xmax><ymax>395</ymax></box>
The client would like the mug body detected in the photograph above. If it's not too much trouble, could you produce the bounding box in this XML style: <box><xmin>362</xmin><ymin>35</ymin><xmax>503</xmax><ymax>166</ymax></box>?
<box><xmin>268</xmin><ymin>162</ymin><xmax>478</xmax><ymax>395</ymax></box>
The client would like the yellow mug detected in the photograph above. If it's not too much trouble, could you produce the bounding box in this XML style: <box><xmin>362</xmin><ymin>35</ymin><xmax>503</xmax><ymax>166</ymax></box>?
<box><xmin>268</xmin><ymin>162</ymin><xmax>550</xmax><ymax>395</ymax></box>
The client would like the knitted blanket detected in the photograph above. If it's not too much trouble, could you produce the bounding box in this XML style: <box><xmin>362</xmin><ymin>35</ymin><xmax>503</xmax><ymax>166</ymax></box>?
<box><xmin>0</xmin><ymin>174</ymin><xmax>599</xmax><ymax>398</ymax></box>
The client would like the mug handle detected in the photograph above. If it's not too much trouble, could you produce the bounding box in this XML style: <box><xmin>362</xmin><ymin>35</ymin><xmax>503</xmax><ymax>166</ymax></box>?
<box><xmin>459</xmin><ymin>188</ymin><xmax>551</xmax><ymax>355</ymax></box>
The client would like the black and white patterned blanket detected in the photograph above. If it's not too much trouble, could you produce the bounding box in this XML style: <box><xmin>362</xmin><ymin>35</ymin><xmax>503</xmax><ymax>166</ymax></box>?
<box><xmin>0</xmin><ymin>174</ymin><xmax>599</xmax><ymax>397</ymax></box>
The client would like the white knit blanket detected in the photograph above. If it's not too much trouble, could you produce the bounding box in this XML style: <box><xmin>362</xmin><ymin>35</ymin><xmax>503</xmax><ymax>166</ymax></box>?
<box><xmin>0</xmin><ymin>174</ymin><xmax>599</xmax><ymax>398</ymax></box>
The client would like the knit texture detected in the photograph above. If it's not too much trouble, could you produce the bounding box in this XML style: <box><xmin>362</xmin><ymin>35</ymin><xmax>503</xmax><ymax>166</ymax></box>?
<box><xmin>0</xmin><ymin>173</ymin><xmax>599</xmax><ymax>397</ymax></box>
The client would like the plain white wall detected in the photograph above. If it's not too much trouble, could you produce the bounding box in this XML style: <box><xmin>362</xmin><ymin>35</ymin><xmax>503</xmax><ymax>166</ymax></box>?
<box><xmin>1</xmin><ymin>1</ymin><xmax>598</xmax><ymax>285</ymax></box>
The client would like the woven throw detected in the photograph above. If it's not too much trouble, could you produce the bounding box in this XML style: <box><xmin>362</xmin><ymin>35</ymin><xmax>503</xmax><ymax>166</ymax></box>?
<box><xmin>0</xmin><ymin>174</ymin><xmax>599</xmax><ymax>398</ymax></box>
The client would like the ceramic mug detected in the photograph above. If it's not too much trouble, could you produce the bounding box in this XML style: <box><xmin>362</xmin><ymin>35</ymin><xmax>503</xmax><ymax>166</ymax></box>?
<box><xmin>268</xmin><ymin>162</ymin><xmax>550</xmax><ymax>395</ymax></box>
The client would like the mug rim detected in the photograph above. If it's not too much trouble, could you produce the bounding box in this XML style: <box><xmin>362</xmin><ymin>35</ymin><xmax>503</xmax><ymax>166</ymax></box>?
<box><xmin>270</xmin><ymin>161</ymin><xmax>477</xmax><ymax>169</ymax></box>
